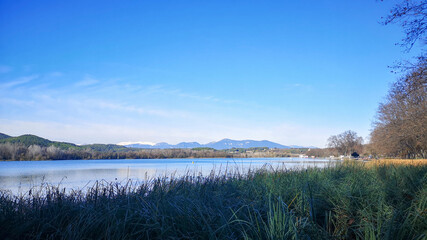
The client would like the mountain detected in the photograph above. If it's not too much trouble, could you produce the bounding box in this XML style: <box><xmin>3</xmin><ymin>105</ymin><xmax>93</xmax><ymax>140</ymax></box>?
<box><xmin>125</xmin><ymin>143</ymin><xmax>156</xmax><ymax>148</ymax></box>
<box><xmin>0</xmin><ymin>133</ymin><xmax>128</xmax><ymax>151</ymax></box>
<box><xmin>0</xmin><ymin>134</ymin><xmax>80</xmax><ymax>149</ymax></box>
<box><xmin>125</xmin><ymin>139</ymin><xmax>291</xmax><ymax>150</ymax></box>
<box><xmin>175</xmin><ymin>142</ymin><xmax>202</xmax><ymax>148</ymax></box>
<box><xmin>205</xmin><ymin>139</ymin><xmax>290</xmax><ymax>150</ymax></box>
<box><xmin>0</xmin><ymin>134</ymin><xmax>53</xmax><ymax>147</ymax></box>
<box><xmin>0</xmin><ymin>133</ymin><xmax>11</xmax><ymax>140</ymax></box>
<box><xmin>154</xmin><ymin>142</ymin><xmax>173</xmax><ymax>148</ymax></box>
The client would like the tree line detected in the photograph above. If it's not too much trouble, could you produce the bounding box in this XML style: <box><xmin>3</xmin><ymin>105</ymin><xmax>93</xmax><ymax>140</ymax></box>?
<box><xmin>370</xmin><ymin>61</ymin><xmax>426</xmax><ymax>158</ymax></box>
<box><xmin>0</xmin><ymin>142</ymin><xmax>304</xmax><ymax>161</ymax></box>
<box><xmin>326</xmin><ymin>59</ymin><xmax>426</xmax><ymax>159</ymax></box>
<box><xmin>369</xmin><ymin>0</ymin><xmax>426</xmax><ymax>158</ymax></box>
<box><xmin>326</xmin><ymin>1</ymin><xmax>426</xmax><ymax>159</ymax></box>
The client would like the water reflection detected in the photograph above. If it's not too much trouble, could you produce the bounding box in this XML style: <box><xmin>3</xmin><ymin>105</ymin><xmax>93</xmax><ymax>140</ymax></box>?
<box><xmin>0</xmin><ymin>158</ymin><xmax>337</xmax><ymax>195</ymax></box>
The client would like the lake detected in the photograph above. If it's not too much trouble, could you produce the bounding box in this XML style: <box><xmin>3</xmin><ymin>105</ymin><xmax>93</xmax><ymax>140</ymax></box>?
<box><xmin>0</xmin><ymin>157</ymin><xmax>336</xmax><ymax>195</ymax></box>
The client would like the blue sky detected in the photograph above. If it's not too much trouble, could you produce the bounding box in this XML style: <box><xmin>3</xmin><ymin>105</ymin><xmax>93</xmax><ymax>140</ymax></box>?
<box><xmin>0</xmin><ymin>0</ymin><xmax>420</xmax><ymax>146</ymax></box>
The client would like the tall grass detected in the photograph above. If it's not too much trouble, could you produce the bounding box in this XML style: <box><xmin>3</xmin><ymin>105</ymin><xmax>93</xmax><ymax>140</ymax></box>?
<box><xmin>0</xmin><ymin>162</ymin><xmax>426</xmax><ymax>239</ymax></box>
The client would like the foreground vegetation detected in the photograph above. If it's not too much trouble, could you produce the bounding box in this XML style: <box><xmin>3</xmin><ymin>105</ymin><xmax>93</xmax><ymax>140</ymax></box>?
<box><xmin>1</xmin><ymin>162</ymin><xmax>426</xmax><ymax>239</ymax></box>
<box><xmin>365</xmin><ymin>159</ymin><xmax>427</xmax><ymax>167</ymax></box>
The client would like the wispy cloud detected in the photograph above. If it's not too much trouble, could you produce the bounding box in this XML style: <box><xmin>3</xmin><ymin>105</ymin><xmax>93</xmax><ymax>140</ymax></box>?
<box><xmin>0</xmin><ymin>75</ymin><xmax>39</xmax><ymax>89</ymax></box>
<box><xmin>48</xmin><ymin>71</ymin><xmax>63</xmax><ymax>77</ymax></box>
<box><xmin>145</xmin><ymin>85</ymin><xmax>241</xmax><ymax>104</ymax></box>
<box><xmin>284</xmin><ymin>83</ymin><xmax>314</xmax><ymax>92</ymax></box>
<box><xmin>0</xmin><ymin>98</ymin><xmax>35</xmax><ymax>107</ymax></box>
<box><xmin>0</xmin><ymin>65</ymin><xmax>12</xmax><ymax>74</ymax></box>
<box><xmin>87</xmin><ymin>99</ymin><xmax>192</xmax><ymax>119</ymax></box>
<box><xmin>75</xmin><ymin>75</ymin><xmax>99</xmax><ymax>87</ymax></box>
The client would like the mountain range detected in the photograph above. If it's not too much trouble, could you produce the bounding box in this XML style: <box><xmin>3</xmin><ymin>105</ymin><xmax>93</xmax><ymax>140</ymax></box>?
<box><xmin>121</xmin><ymin>138</ymin><xmax>314</xmax><ymax>150</ymax></box>
<box><xmin>0</xmin><ymin>133</ymin><xmax>316</xmax><ymax>150</ymax></box>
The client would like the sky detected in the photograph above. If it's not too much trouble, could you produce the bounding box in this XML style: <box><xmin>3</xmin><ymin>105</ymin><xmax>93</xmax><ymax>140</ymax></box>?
<box><xmin>0</xmin><ymin>0</ymin><xmax>421</xmax><ymax>147</ymax></box>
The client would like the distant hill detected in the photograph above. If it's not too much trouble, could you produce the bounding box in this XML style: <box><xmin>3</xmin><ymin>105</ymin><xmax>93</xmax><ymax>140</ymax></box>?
<box><xmin>125</xmin><ymin>138</ymin><xmax>292</xmax><ymax>150</ymax></box>
<box><xmin>0</xmin><ymin>133</ymin><xmax>11</xmax><ymax>140</ymax></box>
<box><xmin>0</xmin><ymin>133</ymin><xmax>127</xmax><ymax>151</ymax></box>
<box><xmin>0</xmin><ymin>134</ymin><xmax>80</xmax><ymax>149</ymax></box>
<box><xmin>175</xmin><ymin>142</ymin><xmax>202</xmax><ymax>148</ymax></box>
<box><xmin>0</xmin><ymin>134</ymin><xmax>54</xmax><ymax>147</ymax></box>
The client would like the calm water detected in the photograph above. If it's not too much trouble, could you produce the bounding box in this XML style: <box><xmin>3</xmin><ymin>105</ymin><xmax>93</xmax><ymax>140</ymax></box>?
<box><xmin>0</xmin><ymin>157</ymin><xmax>336</xmax><ymax>195</ymax></box>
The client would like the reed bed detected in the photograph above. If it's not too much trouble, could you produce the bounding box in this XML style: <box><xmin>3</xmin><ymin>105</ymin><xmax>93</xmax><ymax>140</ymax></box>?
<box><xmin>365</xmin><ymin>159</ymin><xmax>427</xmax><ymax>166</ymax></box>
<box><xmin>0</xmin><ymin>162</ymin><xmax>426</xmax><ymax>239</ymax></box>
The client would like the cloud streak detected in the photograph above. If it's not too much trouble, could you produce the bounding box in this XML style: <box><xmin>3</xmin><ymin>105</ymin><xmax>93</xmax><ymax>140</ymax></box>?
<box><xmin>0</xmin><ymin>65</ymin><xmax>12</xmax><ymax>74</ymax></box>
<box><xmin>283</xmin><ymin>83</ymin><xmax>314</xmax><ymax>92</ymax></box>
<box><xmin>0</xmin><ymin>75</ymin><xmax>39</xmax><ymax>89</ymax></box>
<box><xmin>144</xmin><ymin>85</ymin><xmax>242</xmax><ymax>105</ymax></box>
<box><xmin>48</xmin><ymin>72</ymin><xmax>63</xmax><ymax>77</ymax></box>
<box><xmin>75</xmin><ymin>75</ymin><xmax>99</xmax><ymax>87</ymax></box>
<box><xmin>87</xmin><ymin>99</ymin><xmax>192</xmax><ymax>119</ymax></box>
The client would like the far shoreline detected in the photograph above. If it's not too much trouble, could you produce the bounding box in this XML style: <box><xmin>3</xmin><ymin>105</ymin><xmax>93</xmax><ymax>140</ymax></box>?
<box><xmin>0</xmin><ymin>155</ymin><xmax>331</xmax><ymax>162</ymax></box>
<box><xmin>2</xmin><ymin>157</ymin><xmax>427</xmax><ymax>165</ymax></box>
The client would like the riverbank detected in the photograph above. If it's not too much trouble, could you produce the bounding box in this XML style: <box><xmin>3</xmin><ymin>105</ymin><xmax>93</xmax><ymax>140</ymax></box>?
<box><xmin>1</xmin><ymin>161</ymin><xmax>426</xmax><ymax>239</ymax></box>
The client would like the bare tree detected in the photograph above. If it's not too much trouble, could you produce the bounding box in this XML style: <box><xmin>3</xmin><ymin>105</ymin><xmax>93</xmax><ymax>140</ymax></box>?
<box><xmin>327</xmin><ymin>130</ymin><xmax>364</xmax><ymax>156</ymax></box>
<box><xmin>369</xmin><ymin>1</ymin><xmax>427</xmax><ymax>159</ymax></box>
<box><xmin>382</xmin><ymin>0</ymin><xmax>426</xmax><ymax>51</ymax></box>
<box><xmin>370</xmin><ymin>60</ymin><xmax>427</xmax><ymax>158</ymax></box>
